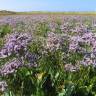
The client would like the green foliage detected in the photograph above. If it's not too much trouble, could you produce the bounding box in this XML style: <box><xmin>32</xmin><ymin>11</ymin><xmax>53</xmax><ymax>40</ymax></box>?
<box><xmin>0</xmin><ymin>24</ymin><xmax>12</xmax><ymax>38</ymax></box>
<box><xmin>0</xmin><ymin>38</ymin><xmax>4</xmax><ymax>48</ymax></box>
<box><xmin>55</xmin><ymin>19</ymin><xmax>62</xmax><ymax>34</ymax></box>
<box><xmin>35</xmin><ymin>22</ymin><xmax>50</xmax><ymax>37</ymax></box>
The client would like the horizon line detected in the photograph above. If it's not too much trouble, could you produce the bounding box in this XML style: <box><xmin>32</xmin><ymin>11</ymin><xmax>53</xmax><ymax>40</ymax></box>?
<box><xmin>1</xmin><ymin>9</ymin><xmax>96</xmax><ymax>13</ymax></box>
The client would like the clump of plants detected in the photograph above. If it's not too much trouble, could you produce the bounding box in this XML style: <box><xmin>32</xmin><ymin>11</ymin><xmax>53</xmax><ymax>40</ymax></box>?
<box><xmin>1</xmin><ymin>16</ymin><xmax>96</xmax><ymax>96</ymax></box>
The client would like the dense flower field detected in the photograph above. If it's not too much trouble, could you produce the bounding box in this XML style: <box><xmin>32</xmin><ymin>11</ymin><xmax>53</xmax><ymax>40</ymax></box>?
<box><xmin>0</xmin><ymin>15</ymin><xmax>96</xmax><ymax>96</ymax></box>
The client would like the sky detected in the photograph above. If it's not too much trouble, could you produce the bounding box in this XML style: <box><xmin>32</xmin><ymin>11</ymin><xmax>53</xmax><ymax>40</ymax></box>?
<box><xmin>0</xmin><ymin>0</ymin><xmax>96</xmax><ymax>12</ymax></box>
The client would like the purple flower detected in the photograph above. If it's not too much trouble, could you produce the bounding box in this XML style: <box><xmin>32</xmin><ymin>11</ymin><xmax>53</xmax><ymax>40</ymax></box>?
<box><xmin>0</xmin><ymin>32</ymin><xmax>32</xmax><ymax>58</ymax></box>
<box><xmin>45</xmin><ymin>32</ymin><xmax>60</xmax><ymax>51</ymax></box>
<box><xmin>25</xmin><ymin>51</ymin><xmax>38</xmax><ymax>67</ymax></box>
<box><xmin>0</xmin><ymin>58</ymin><xmax>23</xmax><ymax>76</ymax></box>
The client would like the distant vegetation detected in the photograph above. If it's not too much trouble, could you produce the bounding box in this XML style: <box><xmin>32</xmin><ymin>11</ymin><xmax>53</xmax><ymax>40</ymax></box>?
<box><xmin>0</xmin><ymin>10</ymin><xmax>16</xmax><ymax>15</ymax></box>
<box><xmin>1</xmin><ymin>10</ymin><xmax>96</xmax><ymax>15</ymax></box>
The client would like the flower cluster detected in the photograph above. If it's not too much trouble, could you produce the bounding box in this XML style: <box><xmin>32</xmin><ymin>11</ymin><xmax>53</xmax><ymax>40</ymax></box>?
<box><xmin>0</xmin><ymin>31</ymin><xmax>38</xmax><ymax>76</ymax></box>
<box><xmin>69</xmin><ymin>35</ymin><xmax>83</xmax><ymax>52</ymax></box>
<box><xmin>0</xmin><ymin>32</ymin><xmax>32</xmax><ymax>58</ymax></box>
<box><xmin>25</xmin><ymin>51</ymin><xmax>38</xmax><ymax>67</ymax></box>
<box><xmin>0</xmin><ymin>58</ymin><xmax>23</xmax><ymax>76</ymax></box>
<box><xmin>45</xmin><ymin>32</ymin><xmax>61</xmax><ymax>51</ymax></box>
<box><xmin>81</xmin><ymin>52</ymin><xmax>96</xmax><ymax>67</ymax></box>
